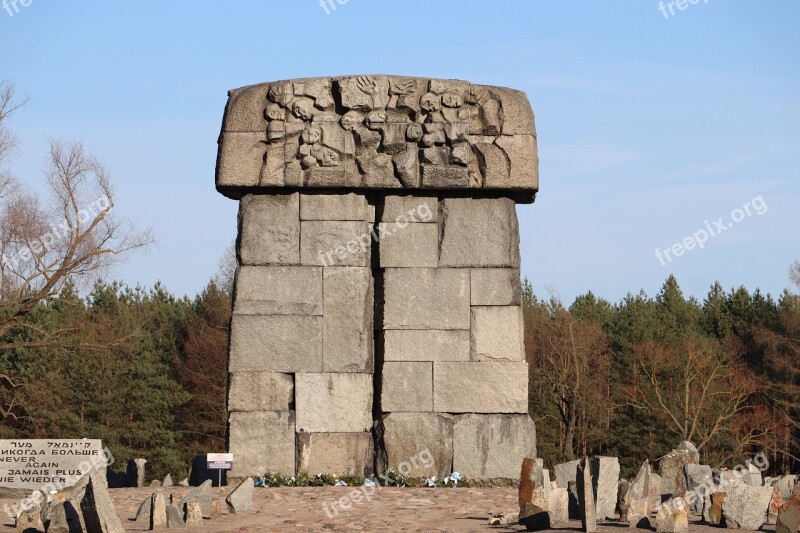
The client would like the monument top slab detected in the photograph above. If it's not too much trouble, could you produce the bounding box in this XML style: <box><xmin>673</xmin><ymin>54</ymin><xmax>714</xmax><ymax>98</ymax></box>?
<box><xmin>216</xmin><ymin>75</ymin><xmax>538</xmax><ymax>203</ymax></box>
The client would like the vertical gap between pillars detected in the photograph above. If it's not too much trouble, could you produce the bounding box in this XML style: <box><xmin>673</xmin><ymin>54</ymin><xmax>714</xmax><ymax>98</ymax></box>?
<box><xmin>370</xmin><ymin>194</ymin><xmax>387</xmax><ymax>479</ymax></box>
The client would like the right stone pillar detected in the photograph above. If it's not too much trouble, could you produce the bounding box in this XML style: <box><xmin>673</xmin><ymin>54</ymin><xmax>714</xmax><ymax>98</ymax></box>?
<box><xmin>217</xmin><ymin>75</ymin><xmax>539</xmax><ymax>482</ymax></box>
<box><xmin>380</xmin><ymin>195</ymin><xmax>535</xmax><ymax>481</ymax></box>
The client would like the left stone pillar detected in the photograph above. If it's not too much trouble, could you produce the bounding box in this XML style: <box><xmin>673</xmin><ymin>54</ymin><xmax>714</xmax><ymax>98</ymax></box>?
<box><xmin>227</xmin><ymin>192</ymin><xmax>374</xmax><ymax>478</ymax></box>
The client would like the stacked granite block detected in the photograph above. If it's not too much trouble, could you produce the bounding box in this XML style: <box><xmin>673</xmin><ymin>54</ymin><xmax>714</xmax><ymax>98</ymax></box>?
<box><xmin>381</xmin><ymin>196</ymin><xmax>535</xmax><ymax>480</ymax></box>
<box><xmin>228</xmin><ymin>192</ymin><xmax>375</xmax><ymax>479</ymax></box>
<box><xmin>218</xmin><ymin>75</ymin><xmax>540</xmax><ymax>482</ymax></box>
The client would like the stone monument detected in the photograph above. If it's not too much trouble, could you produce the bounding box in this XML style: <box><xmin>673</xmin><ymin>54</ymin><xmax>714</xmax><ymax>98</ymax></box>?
<box><xmin>217</xmin><ymin>75</ymin><xmax>538</xmax><ymax>481</ymax></box>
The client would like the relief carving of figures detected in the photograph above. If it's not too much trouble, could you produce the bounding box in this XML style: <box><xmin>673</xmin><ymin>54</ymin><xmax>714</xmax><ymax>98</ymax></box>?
<box><xmin>260</xmin><ymin>76</ymin><xmax>508</xmax><ymax>189</ymax></box>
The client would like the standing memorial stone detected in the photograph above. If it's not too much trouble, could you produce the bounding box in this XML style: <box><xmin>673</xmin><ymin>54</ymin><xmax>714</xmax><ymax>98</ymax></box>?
<box><xmin>593</xmin><ymin>456</ymin><xmax>620</xmax><ymax>520</ymax></box>
<box><xmin>577</xmin><ymin>457</ymin><xmax>597</xmax><ymax>533</ymax></box>
<box><xmin>0</xmin><ymin>440</ymin><xmax>106</xmax><ymax>496</ymax></box>
<box><xmin>225</xmin><ymin>477</ymin><xmax>254</xmax><ymax>514</ymax></box>
<box><xmin>217</xmin><ymin>75</ymin><xmax>539</xmax><ymax>481</ymax></box>
<box><xmin>80</xmin><ymin>466</ymin><xmax>125</xmax><ymax>533</ymax></box>
<box><xmin>125</xmin><ymin>459</ymin><xmax>146</xmax><ymax>488</ymax></box>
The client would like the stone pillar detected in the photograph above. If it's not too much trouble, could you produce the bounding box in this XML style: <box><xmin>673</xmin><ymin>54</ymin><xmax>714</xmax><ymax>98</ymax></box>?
<box><xmin>217</xmin><ymin>75</ymin><xmax>539</xmax><ymax>481</ymax></box>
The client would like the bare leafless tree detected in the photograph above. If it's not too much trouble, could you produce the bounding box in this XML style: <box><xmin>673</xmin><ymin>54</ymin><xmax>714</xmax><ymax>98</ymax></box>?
<box><xmin>526</xmin><ymin>296</ymin><xmax>614</xmax><ymax>460</ymax></box>
<box><xmin>0</xmin><ymin>82</ymin><xmax>154</xmax><ymax>350</ymax></box>
<box><xmin>791</xmin><ymin>259</ymin><xmax>800</xmax><ymax>291</ymax></box>
<box><xmin>626</xmin><ymin>336</ymin><xmax>760</xmax><ymax>454</ymax></box>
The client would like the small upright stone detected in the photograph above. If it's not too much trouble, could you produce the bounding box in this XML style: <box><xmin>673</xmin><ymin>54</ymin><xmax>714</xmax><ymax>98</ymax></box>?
<box><xmin>655</xmin><ymin>498</ymin><xmax>688</xmax><ymax>533</ymax></box>
<box><xmin>593</xmin><ymin>456</ymin><xmax>620</xmax><ymax>520</ymax></box>
<box><xmin>179</xmin><ymin>479</ymin><xmax>213</xmax><ymax>518</ymax></box>
<box><xmin>675</xmin><ymin>441</ymin><xmax>700</xmax><ymax>462</ymax></box>
<box><xmin>549</xmin><ymin>487</ymin><xmax>570</xmax><ymax>525</ymax></box>
<box><xmin>706</xmin><ymin>492</ymin><xmax>726</xmax><ymax>525</ymax></box>
<box><xmin>721</xmin><ymin>479</ymin><xmax>775</xmax><ymax>530</ymax></box>
<box><xmin>623</xmin><ymin>460</ymin><xmax>651</xmax><ymax>528</ymax></box>
<box><xmin>126</xmin><ymin>458</ymin><xmax>147</xmax><ymax>488</ymax></box>
<box><xmin>150</xmin><ymin>492</ymin><xmax>167</xmax><ymax>530</ymax></box>
<box><xmin>777</xmin><ymin>500</ymin><xmax>800</xmax><ymax>533</ymax></box>
<box><xmin>554</xmin><ymin>460</ymin><xmax>580</xmax><ymax>489</ymax></box>
<box><xmin>659</xmin><ymin>450</ymin><xmax>697</xmax><ymax>496</ymax></box>
<box><xmin>648</xmin><ymin>472</ymin><xmax>662</xmax><ymax>513</ymax></box>
<box><xmin>519</xmin><ymin>502</ymin><xmax>551</xmax><ymax>531</ymax></box>
<box><xmin>15</xmin><ymin>504</ymin><xmax>43</xmax><ymax>533</ymax></box>
<box><xmin>45</xmin><ymin>501</ymin><xmax>82</xmax><ymax>533</ymax></box>
<box><xmin>133</xmin><ymin>496</ymin><xmax>151</xmax><ymax>524</ymax></box>
<box><xmin>209</xmin><ymin>500</ymin><xmax>221</xmax><ymax>520</ymax></box>
<box><xmin>80</xmin><ymin>466</ymin><xmax>125</xmax><ymax>533</ymax></box>
<box><xmin>225</xmin><ymin>477</ymin><xmax>254</xmax><ymax>514</ymax></box>
<box><xmin>519</xmin><ymin>458</ymin><xmax>549</xmax><ymax>508</ymax></box>
<box><xmin>166</xmin><ymin>504</ymin><xmax>186</xmax><ymax>529</ymax></box>
<box><xmin>577</xmin><ymin>457</ymin><xmax>597</xmax><ymax>532</ymax></box>
<box><xmin>184</xmin><ymin>501</ymin><xmax>203</xmax><ymax>526</ymax></box>
<box><xmin>683</xmin><ymin>464</ymin><xmax>712</xmax><ymax>515</ymax></box>
<box><xmin>162</xmin><ymin>474</ymin><xmax>173</xmax><ymax>488</ymax></box>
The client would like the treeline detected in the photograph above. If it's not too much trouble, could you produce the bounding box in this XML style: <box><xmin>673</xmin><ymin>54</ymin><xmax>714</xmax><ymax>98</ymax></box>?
<box><xmin>525</xmin><ymin>274</ymin><xmax>800</xmax><ymax>477</ymax></box>
<box><xmin>0</xmin><ymin>279</ymin><xmax>231</xmax><ymax>481</ymax></box>
<box><xmin>3</xmin><ymin>272</ymin><xmax>796</xmax><ymax>482</ymax></box>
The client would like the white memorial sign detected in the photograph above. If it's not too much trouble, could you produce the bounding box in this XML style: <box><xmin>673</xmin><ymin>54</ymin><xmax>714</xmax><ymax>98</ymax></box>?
<box><xmin>0</xmin><ymin>439</ymin><xmax>106</xmax><ymax>491</ymax></box>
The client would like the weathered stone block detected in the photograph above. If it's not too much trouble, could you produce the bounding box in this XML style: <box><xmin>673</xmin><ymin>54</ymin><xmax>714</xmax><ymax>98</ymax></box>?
<box><xmin>381</xmin><ymin>195</ymin><xmax>438</xmax><ymax>223</ymax></box>
<box><xmin>439</xmin><ymin>197</ymin><xmax>520</xmax><ymax>267</ymax></box>
<box><xmin>576</xmin><ymin>457</ymin><xmax>597</xmax><ymax>533</ymax></box>
<box><xmin>382</xmin><ymin>362</ymin><xmax>433</xmax><ymax>412</ymax></box>
<box><xmin>384</xmin><ymin>329</ymin><xmax>469</xmax><ymax>362</ymax></box>
<box><xmin>452</xmin><ymin>414</ymin><xmax>536</xmax><ymax>479</ymax></box>
<box><xmin>225</xmin><ymin>478</ymin><xmax>254</xmax><ymax>514</ymax></box>
<box><xmin>229</xmin><ymin>315</ymin><xmax>322</xmax><ymax>373</ymax></box>
<box><xmin>379</xmin><ymin>223</ymin><xmax>439</xmax><ymax>268</ymax></box>
<box><xmin>655</xmin><ymin>499</ymin><xmax>688</xmax><ymax>533</ymax></box>
<box><xmin>296</xmin><ymin>433</ymin><xmax>373</xmax><ymax>477</ymax></box>
<box><xmin>493</xmin><ymin>135</ymin><xmax>538</xmax><ymax>189</ymax></box>
<box><xmin>295</xmin><ymin>373</ymin><xmax>372</xmax><ymax>433</ymax></box>
<box><xmin>721</xmin><ymin>479</ymin><xmax>774</xmax><ymax>530</ymax></box>
<box><xmin>300</xmin><ymin>193</ymin><xmax>367</xmax><ymax>221</ymax></box>
<box><xmin>239</xmin><ymin>194</ymin><xmax>300</xmax><ymax>265</ymax></box>
<box><xmin>554</xmin><ymin>460</ymin><xmax>580</xmax><ymax>489</ymax></box>
<box><xmin>470</xmin><ymin>268</ymin><xmax>521</xmax><ymax>306</ymax></box>
<box><xmin>234</xmin><ymin>266</ymin><xmax>322</xmax><ymax>315</ymax></box>
<box><xmin>519</xmin><ymin>458</ymin><xmax>549</xmax><ymax>508</ymax></box>
<box><xmin>470</xmin><ymin>306</ymin><xmax>524</xmax><ymax>361</ymax></box>
<box><xmin>383</xmin><ymin>413</ymin><xmax>453</xmax><ymax>478</ymax></box>
<box><xmin>434</xmin><ymin>362</ymin><xmax>528</xmax><ymax>413</ymax></box>
<box><xmin>659</xmin><ymin>450</ymin><xmax>697</xmax><ymax>496</ymax></box>
<box><xmin>217</xmin><ymin>132</ymin><xmax>266</xmax><ymax>188</ymax></box>
<box><xmin>228</xmin><ymin>372</ymin><xmax>293</xmax><ymax>412</ymax></box>
<box><xmin>384</xmin><ymin>268</ymin><xmax>470</xmax><ymax>330</ymax></box>
<box><xmin>323</xmin><ymin>267</ymin><xmax>373</xmax><ymax>372</ymax></box>
<box><xmin>550</xmin><ymin>487</ymin><xmax>570</xmax><ymax>525</ymax></box>
<box><xmin>222</xmin><ymin>84</ymin><xmax>270</xmax><ymax>132</ymax></box>
<box><xmin>228</xmin><ymin>411</ymin><xmax>295</xmax><ymax>477</ymax></box>
<box><xmin>300</xmin><ymin>221</ymin><xmax>370</xmax><ymax>266</ymax></box>
<box><xmin>592</xmin><ymin>456</ymin><xmax>620</xmax><ymax>521</ymax></box>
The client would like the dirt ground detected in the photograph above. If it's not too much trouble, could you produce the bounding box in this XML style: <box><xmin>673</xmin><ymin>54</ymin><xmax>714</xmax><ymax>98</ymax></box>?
<box><xmin>0</xmin><ymin>486</ymin><xmax>780</xmax><ymax>532</ymax></box>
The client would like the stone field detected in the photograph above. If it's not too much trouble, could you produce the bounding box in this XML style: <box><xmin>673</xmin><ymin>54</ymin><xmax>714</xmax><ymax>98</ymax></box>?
<box><xmin>2</xmin><ymin>486</ymin><xmax>778</xmax><ymax>533</ymax></box>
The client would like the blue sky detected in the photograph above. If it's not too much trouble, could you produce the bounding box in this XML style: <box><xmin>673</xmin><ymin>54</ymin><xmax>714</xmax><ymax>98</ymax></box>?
<box><xmin>1</xmin><ymin>0</ymin><xmax>797</xmax><ymax>303</ymax></box>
